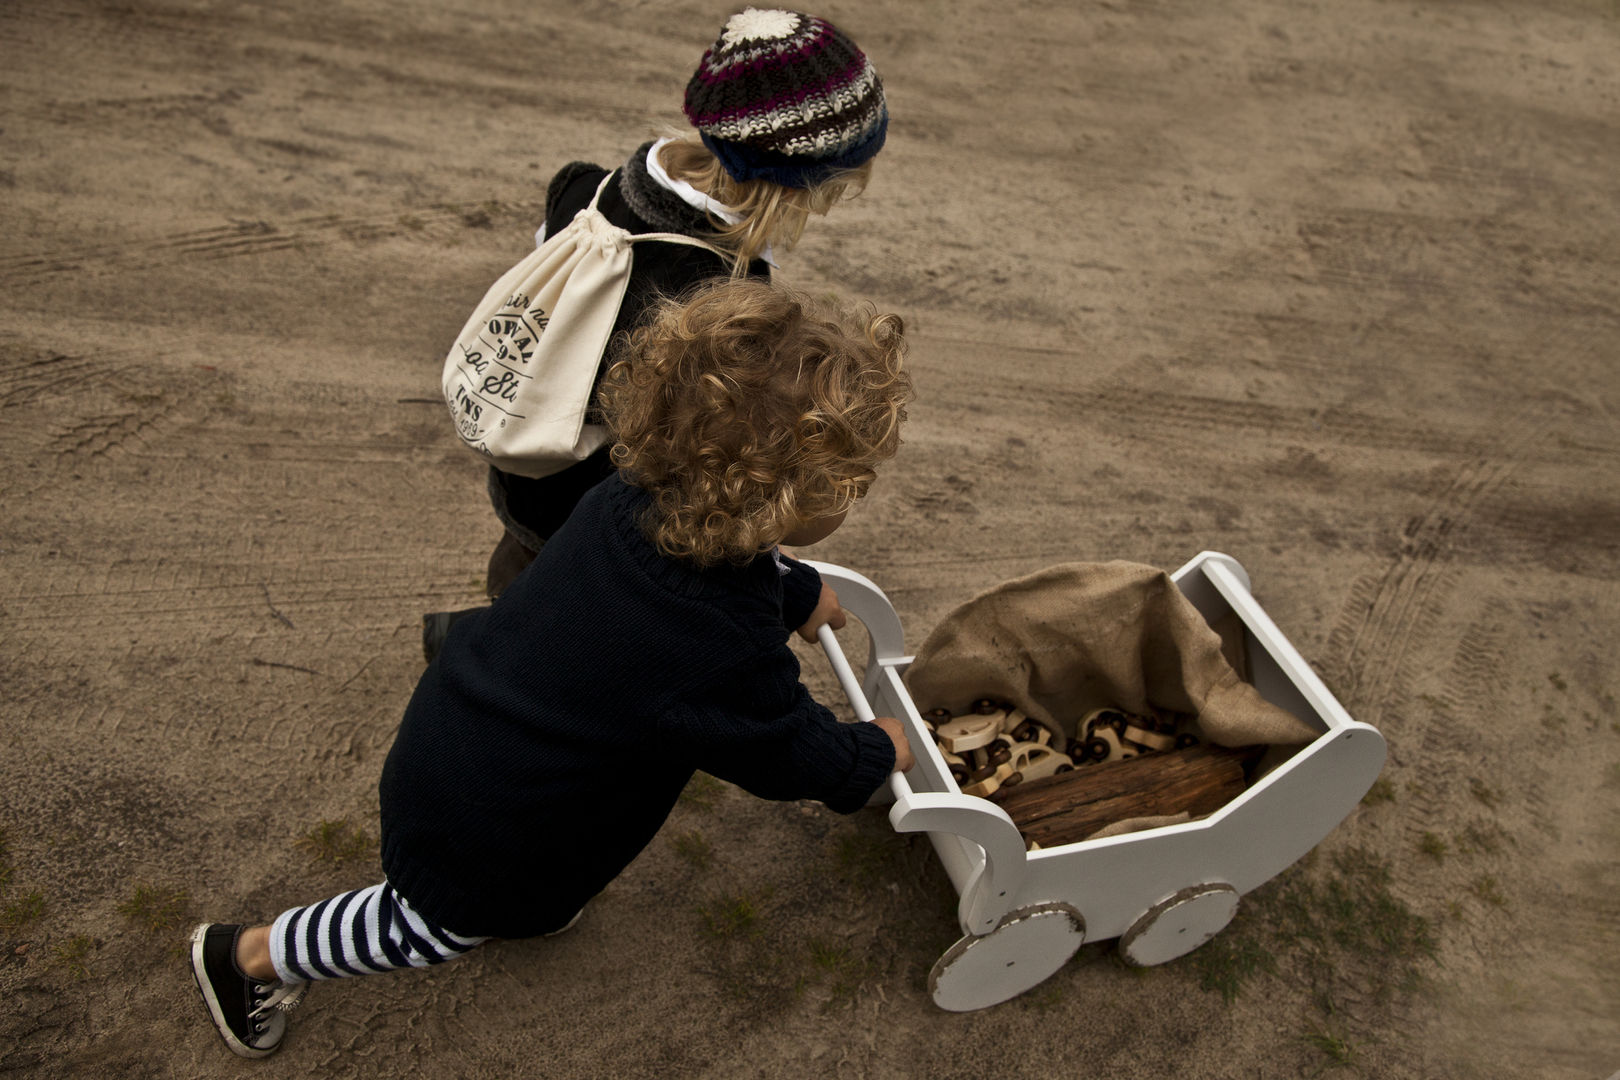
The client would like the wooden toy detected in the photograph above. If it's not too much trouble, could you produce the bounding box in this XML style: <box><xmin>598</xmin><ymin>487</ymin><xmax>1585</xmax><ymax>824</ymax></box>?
<box><xmin>1122</xmin><ymin>724</ymin><xmax>1176</xmax><ymax>753</ymax></box>
<box><xmin>940</xmin><ymin>750</ymin><xmax>971</xmax><ymax>787</ymax></box>
<box><xmin>1010</xmin><ymin>719</ymin><xmax>1050</xmax><ymax>746</ymax></box>
<box><xmin>962</xmin><ymin>761</ymin><xmax>1015</xmax><ymax>799</ymax></box>
<box><xmin>1004</xmin><ymin>741</ymin><xmax>1072</xmax><ymax>782</ymax></box>
<box><xmin>810</xmin><ymin>552</ymin><xmax>1386</xmax><ymax>1012</ymax></box>
<box><xmin>935</xmin><ymin>712</ymin><xmax>1002</xmax><ymax>753</ymax></box>
<box><xmin>1086</xmin><ymin>724</ymin><xmax>1137</xmax><ymax>763</ymax></box>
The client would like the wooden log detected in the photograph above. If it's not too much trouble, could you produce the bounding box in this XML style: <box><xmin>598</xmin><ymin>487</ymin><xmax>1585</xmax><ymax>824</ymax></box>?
<box><xmin>991</xmin><ymin>743</ymin><xmax>1264</xmax><ymax>849</ymax></box>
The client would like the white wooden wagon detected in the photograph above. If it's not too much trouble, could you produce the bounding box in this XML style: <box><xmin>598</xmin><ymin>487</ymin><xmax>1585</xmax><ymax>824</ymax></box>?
<box><xmin>810</xmin><ymin>551</ymin><xmax>1386</xmax><ymax>1012</ymax></box>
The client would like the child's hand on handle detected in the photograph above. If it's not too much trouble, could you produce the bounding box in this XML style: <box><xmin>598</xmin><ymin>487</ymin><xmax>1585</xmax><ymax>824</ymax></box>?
<box><xmin>795</xmin><ymin>582</ymin><xmax>847</xmax><ymax>643</ymax></box>
<box><xmin>871</xmin><ymin>716</ymin><xmax>916</xmax><ymax>773</ymax></box>
<box><xmin>803</xmin><ymin>586</ymin><xmax>910</xmax><ymax>774</ymax></box>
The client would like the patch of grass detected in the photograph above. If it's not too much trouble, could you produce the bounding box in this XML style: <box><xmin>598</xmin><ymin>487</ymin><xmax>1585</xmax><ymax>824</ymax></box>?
<box><xmin>1541</xmin><ymin>705</ymin><xmax>1565</xmax><ymax>732</ymax></box>
<box><xmin>118</xmin><ymin>885</ymin><xmax>191</xmax><ymax>934</ymax></box>
<box><xmin>671</xmin><ymin>830</ymin><xmax>712</xmax><ymax>870</ymax></box>
<box><xmin>50</xmin><ymin>935</ymin><xmax>94</xmax><ymax>980</ymax></box>
<box><xmin>678</xmin><ymin>773</ymin><xmax>726</xmax><ymax>811</ymax></box>
<box><xmin>1468</xmin><ymin>778</ymin><xmax>1499</xmax><ymax>809</ymax></box>
<box><xmin>1360</xmin><ymin>777</ymin><xmax>1395</xmax><ymax>806</ymax></box>
<box><xmin>1455</xmin><ymin>820</ymin><xmax>1508</xmax><ymax>856</ymax></box>
<box><xmin>0</xmin><ymin>826</ymin><xmax>16</xmax><ymax>897</ymax></box>
<box><xmin>1418</xmin><ymin>832</ymin><xmax>1447</xmax><ymax>862</ymax></box>
<box><xmin>1469</xmin><ymin>874</ymin><xmax>1508</xmax><ymax>908</ymax></box>
<box><xmin>1189</xmin><ymin>930</ymin><xmax>1276</xmax><ymax>1003</ymax></box>
<box><xmin>296</xmin><ymin>818</ymin><xmax>371</xmax><ymax>864</ymax></box>
<box><xmin>804</xmin><ymin>939</ymin><xmax>874</xmax><ymax>1009</ymax></box>
<box><xmin>0</xmin><ymin>890</ymin><xmax>45</xmax><ymax>932</ymax></box>
<box><xmin>1303</xmin><ymin>1027</ymin><xmax>1358</xmax><ymax>1071</ymax></box>
<box><xmin>834</xmin><ymin>828</ymin><xmax>897</xmax><ymax>889</ymax></box>
<box><xmin>697</xmin><ymin>888</ymin><xmax>768</xmax><ymax>940</ymax></box>
<box><xmin>1546</xmin><ymin>671</ymin><xmax>1567</xmax><ymax>692</ymax></box>
<box><xmin>1261</xmin><ymin>847</ymin><xmax>1437</xmax><ymax>1003</ymax></box>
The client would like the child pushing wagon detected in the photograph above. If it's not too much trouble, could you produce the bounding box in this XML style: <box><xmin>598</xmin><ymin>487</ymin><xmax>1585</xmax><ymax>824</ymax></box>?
<box><xmin>191</xmin><ymin>278</ymin><xmax>917</xmax><ymax>1058</ymax></box>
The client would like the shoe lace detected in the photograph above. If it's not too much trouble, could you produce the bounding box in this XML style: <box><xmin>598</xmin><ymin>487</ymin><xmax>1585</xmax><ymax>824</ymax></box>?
<box><xmin>249</xmin><ymin>981</ymin><xmax>307</xmax><ymax>1019</ymax></box>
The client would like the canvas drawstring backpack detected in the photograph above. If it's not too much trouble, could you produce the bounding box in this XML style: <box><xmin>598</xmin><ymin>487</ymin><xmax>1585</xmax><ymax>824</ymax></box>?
<box><xmin>441</xmin><ymin>171</ymin><xmax>728</xmax><ymax>478</ymax></box>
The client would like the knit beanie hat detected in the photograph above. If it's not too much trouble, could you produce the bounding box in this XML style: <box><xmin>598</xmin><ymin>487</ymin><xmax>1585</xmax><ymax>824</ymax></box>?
<box><xmin>683</xmin><ymin>8</ymin><xmax>888</xmax><ymax>189</ymax></box>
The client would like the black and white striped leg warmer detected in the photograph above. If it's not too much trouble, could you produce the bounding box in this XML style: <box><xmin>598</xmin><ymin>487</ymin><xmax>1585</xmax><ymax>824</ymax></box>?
<box><xmin>268</xmin><ymin>883</ymin><xmax>487</xmax><ymax>983</ymax></box>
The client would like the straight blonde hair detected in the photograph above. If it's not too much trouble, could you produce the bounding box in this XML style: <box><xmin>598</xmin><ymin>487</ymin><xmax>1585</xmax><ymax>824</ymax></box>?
<box><xmin>655</xmin><ymin>136</ymin><xmax>874</xmax><ymax>275</ymax></box>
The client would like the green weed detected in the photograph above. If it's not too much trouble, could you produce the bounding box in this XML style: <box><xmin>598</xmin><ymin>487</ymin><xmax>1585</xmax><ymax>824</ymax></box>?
<box><xmin>1468</xmin><ymin>778</ymin><xmax>1499</xmax><ymax>808</ymax></box>
<box><xmin>0</xmin><ymin>890</ymin><xmax>45</xmax><ymax>932</ymax></box>
<box><xmin>1456</xmin><ymin>821</ymin><xmax>1508</xmax><ymax>856</ymax></box>
<box><xmin>1260</xmin><ymin>847</ymin><xmax>1437</xmax><ymax>1003</ymax></box>
<box><xmin>1469</xmin><ymin>874</ymin><xmax>1508</xmax><ymax>908</ymax></box>
<box><xmin>50</xmin><ymin>935</ymin><xmax>94</xmax><ymax>980</ymax></box>
<box><xmin>834</xmin><ymin>828</ymin><xmax>897</xmax><ymax>889</ymax></box>
<box><xmin>118</xmin><ymin>885</ymin><xmax>191</xmax><ymax>934</ymax></box>
<box><xmin>678</xmin><ymin>773</ymin><xmax>726</xmax><ymax>811</ymax></box>
<box><xmin>1189</xmin><ymin>929</ymin><xmax>1276</xmax><ymax>1003</ymax></box>
<box><xmin>805</xmin><ymin>939</ymin><xmax>874</xmax><ymax>1009</ymax></box>
<box><xmin>1360</xmin><ymin>777</ymin><xmax>1395</xmax><ymax>806</ymax></box>
<box><xmin>296</xmin><ymin>818</ymin><xmax>370</xmax><ymax>864</ymax></box>
<box><xmin>697</xmin><ymin>889</ymin><xmax>767</xmax><ymax>939</ymax></box>
<box><xmin>1303</xmin><ymin>1027</ymin><xmax>1358</xmax><ymax>1071</ymax></box>
<box><xmin>1418</xmin><ymin>832</ymin><xmax>1447</xmax><ymax>862</ymax></box>
<box><xmin>1546</xmin><ymin>671</ymin><xmax>1567</xmax><ymax>692</ymax></box>
<box><xmin>671</xmin><ymin>830</ymin><xmax>713</xmax><ymax>870</ymax></box>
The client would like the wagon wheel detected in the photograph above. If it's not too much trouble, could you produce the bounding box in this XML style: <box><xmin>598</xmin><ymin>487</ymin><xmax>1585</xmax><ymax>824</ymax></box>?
<box><xmin>927</xmin><ymin>902</ymin><xmax>1086</xmax><ymax>1012</ymax></box>
<box><xmin>1117</xmin><ymin>883</ymin><xmax>1239</xmax><ymax>967</ymax></box>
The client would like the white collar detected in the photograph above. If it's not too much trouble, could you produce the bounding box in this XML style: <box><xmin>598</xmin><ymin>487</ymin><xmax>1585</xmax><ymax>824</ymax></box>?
<box><xmin>647</xmin><ymin>138</ymin><xmax>777</xmax><ymax>267</ymax></box>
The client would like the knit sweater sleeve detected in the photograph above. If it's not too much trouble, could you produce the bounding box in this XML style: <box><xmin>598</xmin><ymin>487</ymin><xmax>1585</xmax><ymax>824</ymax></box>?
<box><xmin>658</xmin><ymin>644</ymin><xmax>895</xmax><ymax>813</ymax></box>
<box><xmin>777</xmin><ymin>555</ymin><xmax>822</xmax><ymax>636</ymax></box>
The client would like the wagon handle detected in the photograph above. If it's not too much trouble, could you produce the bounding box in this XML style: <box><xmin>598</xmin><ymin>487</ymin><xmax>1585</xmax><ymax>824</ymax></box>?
<box><xmin>816</xmin><ymin>604</ymin><xmax>1028</xmax><ymax>934</ymax></box>
<box><xmin>817</xmin><ymin>622</ymin><xmax>912</xmax><ymax>803</ymax></box>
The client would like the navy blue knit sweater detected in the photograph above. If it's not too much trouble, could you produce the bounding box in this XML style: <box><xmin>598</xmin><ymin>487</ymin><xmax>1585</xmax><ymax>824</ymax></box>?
<box><xmin>380</xmin><ymin>475</ymin><xmax>896</xmax><ymax>938</ymax></box>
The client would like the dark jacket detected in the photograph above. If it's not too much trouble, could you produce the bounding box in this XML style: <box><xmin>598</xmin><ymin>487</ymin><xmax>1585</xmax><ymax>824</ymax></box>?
<box><xmin>380</xmin><ymin>475</ymin><xmax>895</xmax><ymax>938</ymax></box>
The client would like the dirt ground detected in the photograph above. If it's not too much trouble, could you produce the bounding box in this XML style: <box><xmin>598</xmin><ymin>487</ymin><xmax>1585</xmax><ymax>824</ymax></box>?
<box><xmin>3</xmin><ymin>0</ymin><xmax>1618</xmax><ymax>1076</ymax></box>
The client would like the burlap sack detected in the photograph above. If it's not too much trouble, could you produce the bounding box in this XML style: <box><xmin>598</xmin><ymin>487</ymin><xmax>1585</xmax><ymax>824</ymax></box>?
<box><xmin>904</xmin><ymin>561</ymin><xmax>1317</xmax><ymax>749</ymax></box>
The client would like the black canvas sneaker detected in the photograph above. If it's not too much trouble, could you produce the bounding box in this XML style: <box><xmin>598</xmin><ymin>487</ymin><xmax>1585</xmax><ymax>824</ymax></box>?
<box><xmin>189</xmin><ymin>924</ymin><xmax>307</xmax><ymax>1058</ymax></box>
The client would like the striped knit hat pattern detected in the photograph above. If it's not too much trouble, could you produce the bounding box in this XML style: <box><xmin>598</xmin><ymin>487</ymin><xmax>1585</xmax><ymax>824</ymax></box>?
<box><xmin>683</xmin><ymin>8</ymin><xmax>888</xmax><ymax>189</ymax></box>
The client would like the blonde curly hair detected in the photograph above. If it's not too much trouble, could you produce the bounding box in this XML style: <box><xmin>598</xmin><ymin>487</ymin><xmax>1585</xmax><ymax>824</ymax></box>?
<box><xmin>600</xmin><ymin>279</ymin><xmax>911</xmax><ymax>567</ymax></box>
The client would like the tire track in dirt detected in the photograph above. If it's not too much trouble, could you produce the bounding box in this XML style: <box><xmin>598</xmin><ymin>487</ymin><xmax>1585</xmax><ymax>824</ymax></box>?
<box><xmin>932</xmin><ymin>373</ymin><xmax>1616</xmax><ymax>468</ymax></box>
<box><xmin>0</xmin><ymin>348</ymin><xmax>143</xmax><ymax>409</ymax></box>
<box><xmin>1398</xmin><ymin>598</ymin><xmax>1513</xmax><ymax>840</ymax></box>
<box><xmin>47</xmin><ymin>395</ymin><xmax>186</xmax><ymax>460</ymax></box>
<box><xmin>0</xmin><ymin>201</ymin><xmax>542</xmax><ymax>287</ymax></box>
<box><xmin>1323</xmin><ymin>431</ymin><xmax>1527</xmax><ymax>724</ymax></box>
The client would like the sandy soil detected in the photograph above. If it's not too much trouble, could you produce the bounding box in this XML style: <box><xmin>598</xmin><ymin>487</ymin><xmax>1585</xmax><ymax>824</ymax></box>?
<box><xmin>3</xmin><ymin>0</ymin><xmax>1618</xmax><ymax>1076</ymax></box>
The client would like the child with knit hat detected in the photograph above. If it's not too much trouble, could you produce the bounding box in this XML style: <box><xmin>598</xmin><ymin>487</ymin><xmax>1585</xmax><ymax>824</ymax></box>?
<box><xmin>190</xmin><ymin>277</ymin><xmax>915</xmax><ymax>1059</ymax></box>
<box><xmin>423</xmin><ymin>8</ymin><xmax>890</xmax><ymax>660</ymax></box>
